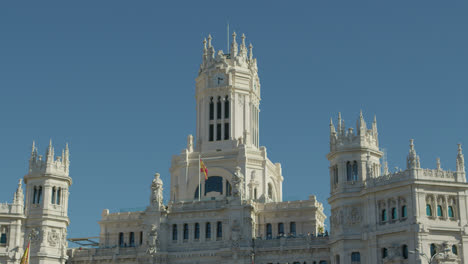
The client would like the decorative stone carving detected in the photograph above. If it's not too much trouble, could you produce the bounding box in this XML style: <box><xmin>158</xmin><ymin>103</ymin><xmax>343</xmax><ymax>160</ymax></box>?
<box><xmin>151</xmin><ymin>173</ymin><xmax>163</xmax><ymax>209</ymax></box>
<box><xmin>146</xmin><ymin>224</ymin><xmax>159</xmax><ymax>255</ymax></box>
<box><xmin>29</xmin><ymin>228</ymin><xmax>40</xmax><ymax>242</ymax></box>
<box><xmin>232</xmin><ymin>167</ymin><xmax>244</xmax><ymax>198</ymax></box>
<box><xmin>47</xmin><ymin>229</ymin><xmax>60</xmax><ymax>246</ymax></box>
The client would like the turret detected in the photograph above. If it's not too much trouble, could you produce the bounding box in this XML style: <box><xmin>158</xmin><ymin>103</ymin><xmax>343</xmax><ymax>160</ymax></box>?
<box><xmin>11</xmin><ymin>179</ymin><xmax>24</xmax><ymax>214</ymax></box>
<box><xmin>406</xmin><ymin>139</ymin><xmax>420</xmax><ymax>170</ymax></box>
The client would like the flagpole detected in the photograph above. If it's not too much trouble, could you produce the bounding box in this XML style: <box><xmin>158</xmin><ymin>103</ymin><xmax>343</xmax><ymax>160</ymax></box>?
<box><xmin>198</xmin><ymin>154</ymin><xmax>201</xmax><ymax>201</ymax></box>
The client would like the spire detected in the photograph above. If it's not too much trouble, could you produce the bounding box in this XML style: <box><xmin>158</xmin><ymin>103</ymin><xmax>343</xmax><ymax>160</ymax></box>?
<box><xmin>207</xmin><ymin>34</ymin><xmax>214</xmax><ymax>59</ymax></box>
<box><xmin>372</xmin><ymin>115</ymin><xmax>378</xmax><ymax>134</ymax></box>
<box><xmin>239</xmin><ymin>33</ymin><xmax>247</xmax><ymax>58</ymax></box>
<box><xmin>30</xmin><ymin>140</ymin><xmax>37</xmax><ymax>161</ymax></box>
<box><xmin>337</xmin><ymin>112</ymin><xmax>342</xmax><ymax>134</ymax></box>
<box><xmin>383</xmin><ymin>161</ymin><xmax>389</xmax><ymax>175</ymax></box>
<box><xmin>14</xmin><ymin>179</ymin><xmax>24</xmax><ymax>205</ymax></box>
<box><xmin>457</xmin><ymin>144</ymin><xmax>465</xmax><ymax>172</ymax></box>
<box><xmin>357</xmin><ymin>110</ymin><xmax>367</xmax><ymax>135</ymax></box>
<box><xmin>202</xmin><ymin>38</ymin><xmax>207</xmax><ymax>62</ymax></box>
<box><xmin>230</xmin><ymin>32</ymin><xmax>238</xmax><ymax>56</ymax></box>
<box><xmin>436</xmin><ymin>158</ymin><xmax>441</xmax><ymax>170</ymax></box>
<box><xmin>329</xmin><ymin>117</ymin><xmax>336</xmax><ymax>134</ymax></box>
<box><xmin>407</xmin><ymin>139</ymin><xmax>421</xmax><ymax>169</ymax></box>
<box><xmin>46</xmin><ymin>139</ymin><xmax>54</xmax><ymax>163</ymax></box>
<box><xmin>249</xmin><ymin>43</ymin><xmax>253</xmax><ymax>60</ymax></box>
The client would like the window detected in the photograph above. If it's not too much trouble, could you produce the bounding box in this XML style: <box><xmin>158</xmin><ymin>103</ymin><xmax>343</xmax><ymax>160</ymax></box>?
<box><xmin>216</xmin><ymin>221</ymin><xmax>222</xmax><ymax>238</ymax></box>
<box><xmin>225</xmin><ymin>181</ymin><xmax>232</xmax><ymax>196</ymax></box>
<box><xmin>352</xmin><ymin>161</ymin><xmax>358</xmax><ymax>181</ymax></box>
<box><xmin>37</xmin><ymin>186</ymin><xmax>42</xmax><ymax>204</ymax></box>
<box><xmin>209</xmin><ymin>97</ymin><xmax>214</xmax><ymax>120</ymax></box>
<box><xmin>119</xmin><ymin>232</ymin><xmax>124</xmax><ymax>247</ymax></box>
<box><xmin>57</xmin><ymin>188</ymin><xmax>61</xmax><ymax>205</ymax></box>
<box><xmin>401</xmin><ymin>205</ymin><xmax>407</xmax><ymax>218</ymax></box>
<box><xmin>430</xmin><ymin>243</ymin><xmax>436</xmax><ymax>256</ymax></box>
<box><xmin>183</xmin><ymin>224</ymin><xmax>189</xmax><ymax>240</ymax></box>
<box><xmin>268</xmin><ymin>184</ymin><xmax>273</xmax><ymax>199</ymax></box>
<box><xmin>194</xmin><ymin>223</ymin><xmax>200</xmax><ymax>239</ymax></box>
<box><xmin>216</xmin><ymin>124</ymin><xmax>221</xmax><ymax>141</ymax></box>
<box><xmin>205</xmin><ymin>176</ymin><xmax>223</xmax><ymax>195</ymax></box>
<box><xmin>194</xmin><ymin>185</ymin><xmax>200</xmax><ymax>199</ymax></box>
<box><xmin>347</xmin><ymin>162</ymin><xmax>352</xmax><ymax>181</ymax></box>
<box><xmin>0</xmin><ymin>226</ymin><xmax>7</xmax><ymax>245</ymax></box>
<box><xmin>140</xmin><ymin>231</ymin><xmax>143</xmax><ymax>245</ymax></box>
<box><xmin>217</xmin><ymin>97</ymin><xmax>222</xmax><ymax>119</ymax></box>
<box><xmin>381</xmin><ymin>209</ymin><xmax>387</xmax><ymax>222</ymax></box>
<box><xmin>335</xmin><ymin>255</ymin><xmax>340</xmax><ymax>264</ymax></box>
<box><xmin>224</xmin><ymin>96</ymin><xmax>229</xmax><ymax>119</ymax></box>
<box><xmin>209</xmin><ymin>124</ymin><xmax>214</xmax><ymax>141</ymax></box>
<box><xmin>51</xmin><ymin>187</ymin><xmax>56</xmax><ymax>204</ymax></box>
<box><xmin>224</xmin><ymin>123</ymin><xmax>229</xmax><ymax>140</ymax></box>
<box><xmin>205</xmin><ymin>223</ymin><xmax>211</xmax><ymax>239</ymax></box>
<box><xmin>254</xmin><ymin>188</ymin><xmax>257</xmax><ymax>200</ymax></box>
<box><xmin>402</xmin><ymin>245</ymin><xmax>408</xmax><ymax>259</ymax></box>
<box><xmin>448</xmin><ymin>206</ymin><xmax>454</xmax><ymax>218</ymax></box>
<box><xmin>452</xmin><ymin>245</ymin><xmax>458</xmax><ymax>255</ymax></box>
<box><xmin>278</xmin><ymin>223</ymin><xmax>284</xmax><ymax>236</ymax></box>
<box><xmin>172</xmin><ymin>224</ymin><xmax>178</xmax><ymax>241</ymax></box>
<box><xmin>266</xmin><ymin>223</ymin><xmax>272</xmax><ymax>239</ymax></box>
<box><xmin>319</xmin><ymin>261</ymin><xmax>327</xmax><ymax>264</ymax></box>
<box><xmin>426</xmin><ymin>204</ymin><xmax>432</xmax><ymax>216</ymax></box>
<box><xmin>382</xmin><ymin>248</ymin><xmax>388</xmax><ymax>258</ymax></box>
<box><xmin>33</xmin><ymin>186</ymin><xmax>37</xmax><ymax>204</ymax></box>
<box><xmin>333</xmin><ymin>166</ymin><xmax>338</xmax><ymax>184</ymax></box>
<box><xmin>290</xmin><ymin>222</ymin><xmax>296</xmax><ymax>236</ymax></box>
<box><xmin>351</xmin><ymin>252</ymin><xmax>360</xmax><ymax>263</ymax></box>
<box><xmin>437</xmin><ymin>205</ymin><xmax>443</xmax><ymax>217</ymax></box>
<box><xmin>129</xmin><ymin>232</ymin><xmax>135</xmax><ymax>247</ymax></box>
<box><xmin>391</xmin><ymin>207</ymin><xmax>397</xmax><ymax>220</ymax></box>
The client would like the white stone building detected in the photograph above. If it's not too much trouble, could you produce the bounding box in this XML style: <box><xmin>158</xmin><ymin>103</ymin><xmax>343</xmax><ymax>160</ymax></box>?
<box><xmin>1</xmin><ymin>33</ymin><xmax>467</xmax><ymax>264</ymax></box>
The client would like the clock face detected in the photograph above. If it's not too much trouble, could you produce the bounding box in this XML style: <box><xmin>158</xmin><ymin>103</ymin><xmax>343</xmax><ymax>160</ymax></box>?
<box><xmin>213</xmin><ymin>73</ymin><xmax>226</xmax><ymax>86</ymax></box>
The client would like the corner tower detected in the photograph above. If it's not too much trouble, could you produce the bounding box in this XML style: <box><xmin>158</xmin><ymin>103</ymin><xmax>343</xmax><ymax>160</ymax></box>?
<box><xmin>24</xmin><ymin>140</ymin><xmax>71</xmax><ymax>264</ymax></box>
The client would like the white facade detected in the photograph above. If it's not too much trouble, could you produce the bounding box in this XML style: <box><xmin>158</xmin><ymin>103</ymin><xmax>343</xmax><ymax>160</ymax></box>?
<box><xmin>1</xmin><ymin>32</ymin><xmax>467</xmax><ymax>264</ymax></box>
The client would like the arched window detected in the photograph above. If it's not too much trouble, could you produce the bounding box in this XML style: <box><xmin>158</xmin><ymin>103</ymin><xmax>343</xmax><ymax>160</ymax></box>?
<box><xmin>33</xmin><ymin>186</ymin><xmax>37</xmax><ymax>204</ymax></box>
<box><xmin>205</xmin><ymin>222</ymin><xmax>211</xmax><ymax>239</ymax></box>
<box><xmin>172</xmin><ymin>224</ymin><xmax>178</xmax><ymax>241</ymax></box>
<box><xmin>278</xmin><ymin>223</ymin><xmax>284</xmax><ymax>236</ymax></box>
<box><xmin>452</xmin><ymin>245</ymin><xmax>458</xmax><ymax>255</ymax></box>
<box><xmin>402</xmin><ymin>245</ymin><xmax>408</xmax><ymax>259</ymax></box>
<box><xmin>352</xmin><ymin>161</ymin><xmax>358</xmax><ymax>181</ymax></box>
<box><xmin>209</xmin><ymin>97</ymin><xmax>214</xmax><ymax>120</ymax></box>
<box><xmin>254</xmin><ymin>188</ymin><xmax>257</xmax><ymax>200</ymax></box>
<box><xmin>224</xmin><ymin>96</ymin><xmax>229</xmax><ymax>119</ymax></box>
<box><xmin>381</xmin><ymin>209</ymin><xmax>387</xmax><ymax>222</ymax></box>
<box><xmin>391</xmin><ymin>207</ymin><xmax>397</xmax><ymax>220</ymax></box>
<box><xmin>216</xmin><ymin>221</ymin><xmax>222</xmax><ymax>238</ymax></box>
<box><xmin>51</xmin><ymin>187</ymin><xmax>56</xmax><ymax>204</ymax></box>
<box><xmin>37</xmin><ymin>186</ymin><xmax>42</xmax><ymax>204</ymax></box>
<box><xmin>426</xmin><ymin>204</ymin><xmax>432</xmax><ymax>216</ymax></box>
<box><xmin>333</xmin><ymin>166</ymin><xmax>339</xmax><ymax>184</ymax></box>
<box><xmin>266</xmin><ymin>223</ymin><xmax>272</xmax><ymax>239</ymax></box>
<box><xmin>0</xmin><ymin>226</ymin><xmax>7</xmax><ymax>245</ymax></box>
<box><xmin>205</xmin><ymin>176</ymin><xmax>223</xmax><ymax>195</ymax></box>
<box><xmin>216</xmin><ymin>96</ymin><xmax>222</xmax><ymax>119</ymax></box>
<box><xmin>448</xmin><ymin>206</ymin><xmax>454</xmax><ymax>218</ymax></box>
<box><xmin>268</xmin><ymin>184</ymin><xmax>273</xmax><ymax>199</ymax></box>
<box><xmin>382</xmin><ymin>248</ymin><xmax>388</xmax><ymax>258</ymax></box>
<box><xmin>430</xmin><ymin>243</ymin><xmax>436</xmax><ymax>256</ymax></box>
<box><xmin>290</xmin><ymin>222</ymin><xmax>296</xmax><ymax>236</ymax></box>
<box><xmin>119</xmin><ymin>232</ymin><xmax>124</xmax><ymax>247</ymax></box>
<box><xmin>183</xmin><ymin>224</ymin><xmax>189</xmax><ymax>240</ymax></box>
<box><xmin>129</xmin><ymin>232</ymin><xmax>135</xmax><ymax>247</ymax></box>
<box><xmin>437</xmin><ymin>205</ymin><xmax>443</xmax><ymax>217</ymax></box>
<box><xmin>57</xmin><ymin>187</ymin><xmax>61</xmax><ymax>205</ymax></box>
<box><xmin>401</xmin><ymin>205</ymin><xmax>407</xmax><ymax>218</ymax></box>
<box><xmin>194</xmin><ymin>223</ymin><xmax>200</xmax><ymax>239</ymax></box>
<box><xmin>351</xmin><ymin>252</ymin><xmax>360</xmax><ymax>263</ymax></box>
<box><xmin>347</xmin><ymin>162</ymin><xmax>352</xmax><ymax>181</ymax></box>
<box><xmin>226</xmin><ymin>181</ymin><xmax>232</xmax><ymax>197</ymax></box>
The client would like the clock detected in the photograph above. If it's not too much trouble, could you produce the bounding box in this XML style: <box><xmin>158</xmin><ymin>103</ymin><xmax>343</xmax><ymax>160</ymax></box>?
<box><xmin>213</xmin><ymin>73</ymin><xmax>226</xmax><ymax>86</ymax></box>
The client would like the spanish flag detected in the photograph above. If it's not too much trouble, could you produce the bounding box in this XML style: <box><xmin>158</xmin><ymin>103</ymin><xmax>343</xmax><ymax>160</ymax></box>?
<box><xmin>20</xmin><ymin>241</ymin><xmax>30</xmax><ymax>264</ymax></box>
<box><xmin>200</xmin><ymin>159</ymin><xmax>208</xmax><ymax>180</ymax></box>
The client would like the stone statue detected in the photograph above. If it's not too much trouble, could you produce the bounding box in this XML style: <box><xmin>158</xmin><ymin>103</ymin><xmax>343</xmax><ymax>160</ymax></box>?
<box><xmin>146</xmin><ymin>225</ymin><xmax>159</xmax><ymax>255</ymax></box>
<box><xmin>232</xmin><ymin>167</ymin><xmax>243</xmax><ymax>198</ymax></box>
<box><xmin>151</xmin><ymin>173</ymin><xmax>163</xmax><ymax>209</ymax></box>
<box><xmin>187</xmin><ymin>135</ymin><xmax>193</xmax><ymax>152</ymax></box>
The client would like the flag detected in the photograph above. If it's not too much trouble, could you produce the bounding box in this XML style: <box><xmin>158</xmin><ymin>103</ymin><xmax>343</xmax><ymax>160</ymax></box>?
<box><xmin>200</xmin><ymin>159</ymin><xmax>208</xmax><ymax>180</ymax></box>
<box><xmin>20</xmin><ymin>241</ymin><xmax>30</xmax><ymax>264</ymax></box>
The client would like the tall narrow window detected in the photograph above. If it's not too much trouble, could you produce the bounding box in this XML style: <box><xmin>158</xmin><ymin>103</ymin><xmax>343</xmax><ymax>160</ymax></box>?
<box><xmin>172</xmin><ymin>224</ymin><xmax>178</xmax><ymax>241</ymax></box>
<box><xmin>401</xmin><ymin>205</ymin><xmax>407</xmax><ymax>218</ymax></box>
<box><xmin>51</xmin><ymin>187</ymin><xmax>56</xmax><ymax>204</ymax></box>
<box><xmin>129</xmin><ymin>232</ymin><xmax>135</xmax><ymax>247</ymax></box>
<box><xmin>381</xmin><ymin>209</ymin><xmax>387</xmax><ymax>222</ymax></box>
<box><xmin>216</xmin><ymin>97</ymin><xmax>222</xmax><ymax>119</ymax></box>
<box><xmin>205</xmin><ymin>222</ymin><xmax>211</xmax><ymax>239</ymax></box>
<box><xmin>268</xmin><ymin>184</ymin><xmax>273</xmax><ymax>199</ymax></box>
<box><xmin>382</xmin><ymin>248</ymin><xmax>388</xmax><ymax>258</ymax></box>
<box><xmin>391</xmin><ymin>207</ymin><xmax>397</xmax><ymax>220</ymax></box>
<box><xmin>37</xmin><ymin>186</ymin><xmax>42</xmax><ymax>204</ymax></box>
<box><xmin>402</xmin><ymin>245</ymin><xmax>408</xmax><ymax>259</ymax></box>
<box><xmin>194</xmin><ymin>223</ymin><xmax>200</xmax><ymax>240</ymax></box>
<box><xmin>437</xmin><ymin>205</ymin><xmax>443</xmax><ymax>217</ymax></box>
<box><xmin>266</xmin><ymin>223</ymin><xmax>272</xmax><ymax>239</ymax></box>
<box><xmin>209</xmin><ymin>124</ymin><xmax>214</xmax><ymax>141</ymax></box>
<box><xmin>226</xmin><ymin>181</ymin><xmax>232</xmax><ymax>196</ymax></box>
<box><xmin>430</xmin><ymin>243</ymin><xmax>436</xmax><ymax>256</ymax></box>
<box><xmin>224</xmin><ymin>96</ymin><xmax>229</xmax><ymax>119</ymax></box>
<box><xmin>209</xmin><ymin>97</ymin><xmax>214</xmax><ymax>120</ymax></box>
<box><xmin>351</xmin><ymin>252</ymin><xmax>360</xmax><ymax>263</ymax></box>
<box><xmin>140</xmin><ymin>231</ymin><xmax>143</xmax><ymax>245</ymax></box>
<box><xmin>57</xmin><ymin>188</ymin><xmax>61</xmax><ymax>205</ymax></box>
<box><xmin>352</xmin><ymin>161</ymin><xmax>358</xmax><ymax>181</ymax></box>
<box><xmin>0</xmin><ymin>227</ymin><xmax>7</xmax><ymax>245</ymax></box>
<box><xmin>216</xmin><ymin>124</ymin><xmax>221</xmax><ymax>141</ymax></box>
<box><xmin>346</xmin><ymin>162</ymin><xmax>352</xmax><ymax>181</ymax></box>
<box><xmin>290</xmin><ymin>222</ymin><xmax>296</xmax><ymax>236</ymax></box>
<box><xmin>183</xmin><ymin>224</ymin><xmax>189</xmax><ymax>240</ymax></box>
<box><xmin>33</xmin><ymin>186</ymin><xmax>37</xmax><ymax>204</ymax></box>
<box><xmin>254</xmin><ymin>188</ymin><xmax>257</xmax><ymax>200</ymax></box>
<box><xmin>216</xmin><ymin>221</ymin><xmax>222</xmax><ymax>239</ymax></box>
<box><xmin>426</xmin><ymin>204</ymin><xmax>432</xmax><ymax>216</ymax></box>
<box><xmin>452</xmin><ymin>245</ymin><xmax>458</xmax><ymax>255</ymax></box>
<box><xmin>278</xmin><ymin>223</ymin><xmax>284</xmax><ymax>236</ymax></box>
<box><xmin>448</xmin><ymin>206</ymin><xmax>454</xmax><ymax>218</ymax></box>
<box><xmin>119</xmin><ymin>232</ymin><xmax>124</xmax><ymax>247</ymax></box>
<box><xmin>333</xmin><ymin>166</ymin><xmax>338</xmax><ymax>184</ymax></box>
<box><xmin>224</xmin><ymin>122</ymin><xmax>229</xmax><ymax>140</ymax></box>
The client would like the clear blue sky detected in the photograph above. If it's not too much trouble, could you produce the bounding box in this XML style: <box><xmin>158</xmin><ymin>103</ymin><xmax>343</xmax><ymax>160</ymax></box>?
<box><xmin>0</xmin><ymin>1</ymin><xmax>466</xmax><ymax>238</ymax></box>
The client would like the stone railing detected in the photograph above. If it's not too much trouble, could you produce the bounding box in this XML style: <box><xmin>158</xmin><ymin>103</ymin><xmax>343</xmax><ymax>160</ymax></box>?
<box><xmin>101</xmin><ymin>211</ymin><xmax>144</xmax><ymax>222</ymax></box>
<box><xmin>254</xmin><ymin>236</ymin><xmax>328</xmax><ymax>249</ymax></box>
<box><xmin>256</xmin><ymin>197</ymin><xmax>321</xmax><ymax>212</ymax></box>
<box><xmin>367</xmin><ymin>168</ymin><xmax>459</xmax><ymax>188</ymax></box>
<box><xmin>169</xmin><ymin>199</ymin><xmax>228</xmax><ymax>212</ymax></box>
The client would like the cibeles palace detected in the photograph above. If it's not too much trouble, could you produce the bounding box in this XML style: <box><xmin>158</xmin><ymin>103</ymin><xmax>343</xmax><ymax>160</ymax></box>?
<box><xmin>1</xmin><ymin>33</ymin><xmax>467</xmax><ymax>264</ymax></box>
